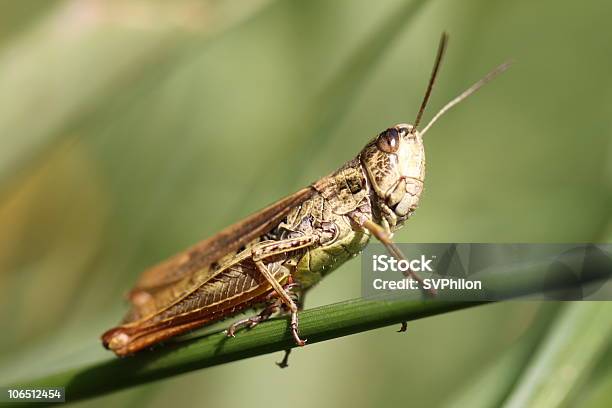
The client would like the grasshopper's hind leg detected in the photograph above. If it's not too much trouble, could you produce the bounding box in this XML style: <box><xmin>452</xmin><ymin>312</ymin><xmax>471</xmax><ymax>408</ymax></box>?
<box><xmin>225</xmin><ymin>300</ymin><xmax>280</xmax><ymax>338</ymax></box>
<box><xmin>225</xmin><ymin>282</ymin><xmax>303</xmax><ymax>338</ymax></box>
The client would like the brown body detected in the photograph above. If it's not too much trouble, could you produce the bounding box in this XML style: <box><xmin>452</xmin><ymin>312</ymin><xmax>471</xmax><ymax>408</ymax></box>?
<box><xmin>102</xmin><ymin>134</ymin><xmax>425</xmax><ymax>356</ymax></box>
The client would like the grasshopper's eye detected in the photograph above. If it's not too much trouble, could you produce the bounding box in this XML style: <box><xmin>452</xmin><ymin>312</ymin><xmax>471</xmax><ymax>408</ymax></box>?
<box><xmin>376</xmin><ymin>128</ymin><xmax>400</xmax><ymax>153</ymax></box>
<box><xmin>398</xmin><ymin>126</ymin><xmax>411</xmax><ymax>135</ymax></box>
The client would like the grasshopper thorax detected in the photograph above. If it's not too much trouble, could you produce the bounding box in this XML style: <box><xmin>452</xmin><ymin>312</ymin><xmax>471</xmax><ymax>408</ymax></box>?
<box><xmin>360</xmin><ymin>123</ymin><xmax>425</xmax><ymax>230</ymax></box>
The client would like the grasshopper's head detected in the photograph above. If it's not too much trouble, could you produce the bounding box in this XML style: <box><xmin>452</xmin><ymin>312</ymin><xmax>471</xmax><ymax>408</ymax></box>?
<box><xmin>358</xmin><ymin>32</ymin><xmax>510</xmax><ymax>230</ymax></box>
<box><xmin>360</xmin><ymin>124</ymin><xmax>425</xmax><ymax>229</ymax></box>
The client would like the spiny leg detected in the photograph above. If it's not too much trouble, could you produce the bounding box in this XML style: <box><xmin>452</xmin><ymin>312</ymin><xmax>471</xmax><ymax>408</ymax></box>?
<box><xmin>350</xmin><ymin>213</ymin><xmax>434</xmax><ymax>332</ymax></box>
<box><xmin>252</xmin><ymin>235</ymin><xmax>318</xmax><ymax>347</ymax></box>
<box><xmin>225</xmin><ymin>300</ymin><xmax>280</xmax><ymax>338</ymax></box>
<box><xmin>225</xmin><ymin>281</ymin><xmax>303</xmax><ymax>338</ymax></box>
<box><xmin>255</xmin><ymin>260</ymin><xmax>306</xmax><ymax>346</ymax></box>
<box><xmin>396</xmin><ymin>266</ymin><xmax>419</xmax><ymax>333</ymax></box>
<box><xmin>276</xmin><ymin>288</ymin><xmax>305</xmax><ymax>369</ymax></box>
<box><xmin>357</xmin><ymin>217</ymin><xmax>437</xmax><ymax>297</ymax></box>
<box><xmin>276</xmin><ymin>349</ymin><xmax>292</xmax><ymax>369</ymax></box>
<box><xmin>397</xmin><ymin>321</ymin><xmax>408</xmax><ymax>333</ymax></box>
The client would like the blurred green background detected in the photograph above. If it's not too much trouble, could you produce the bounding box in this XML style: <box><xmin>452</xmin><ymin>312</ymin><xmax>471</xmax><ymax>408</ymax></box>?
<box><xmin>0</xmin><ymin>0</ymin><xmax>611</xmax><ymax>407</ymax></box>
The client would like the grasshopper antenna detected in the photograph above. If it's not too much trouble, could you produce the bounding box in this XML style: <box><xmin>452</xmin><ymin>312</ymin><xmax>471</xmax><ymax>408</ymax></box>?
<box><xmin>412</xmin><ymin>32</ymin><xmax>449</xmax><ymax>133</ymax></box>
<box><xmin>420</xmin><ymin>60</ymin><xmax>513</xmax><ymax>137</ymax></box>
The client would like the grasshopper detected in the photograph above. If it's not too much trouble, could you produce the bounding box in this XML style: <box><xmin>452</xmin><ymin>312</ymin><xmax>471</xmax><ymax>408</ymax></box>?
<box><xmin>102</xmin><ymin>33</ymin><xmax>509</xmax><ymax>361</ymax></box>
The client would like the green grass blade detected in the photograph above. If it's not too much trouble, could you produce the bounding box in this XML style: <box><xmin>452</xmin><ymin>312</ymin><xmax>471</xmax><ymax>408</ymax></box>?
<box><xmin>443</xmin><ymin>304</ymin><xmax>561</xmax><ymax>408</ymax></box>
<box><xmin>11</xmin><ymin>300</ymin><xmax>481</xmax><ymax>405</ymax></box>
<box><xmin>502</xmin><ymin>302</ymin><xmax>612</xmax><ymax>408</ymax></box>
<box><xmin>6</xmin><ymin>249</ymin><xmax>607</xmax><ymax>405</ymax></box>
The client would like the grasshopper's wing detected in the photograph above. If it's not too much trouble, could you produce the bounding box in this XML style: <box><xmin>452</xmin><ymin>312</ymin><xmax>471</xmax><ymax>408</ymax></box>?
<box><xmin>122</xmin><ymin>187</ymin><xmax>316</xmax><ymax>322</ymax></box>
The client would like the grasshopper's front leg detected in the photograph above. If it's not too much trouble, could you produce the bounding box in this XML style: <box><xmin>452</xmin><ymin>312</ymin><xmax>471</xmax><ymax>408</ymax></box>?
<box><xmin>364</xmin><ymin>218</ymin><xmax>434</xmax><ymax>294</ymax></box>
<box><xmin>349</xmin><ymin>212</ymin><xmax>435</xmax><ymax>332</ymax></box>
<box><xmin>349</xmin><ymin>211</ymin><xmax>437</xmax><ymax>298</ymax></box>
